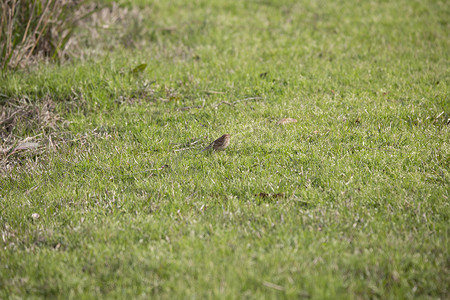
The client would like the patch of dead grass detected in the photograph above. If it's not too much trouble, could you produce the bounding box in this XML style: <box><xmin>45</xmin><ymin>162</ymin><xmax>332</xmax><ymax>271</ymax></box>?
<box><xmin>0</xmin><ymin>96</ymin><xmax>63</xmax><ymax>172</ymax></box>
<box><xmin>0</xmin><ymin>96</ymin><xmax>61</xmax><ymax>138</ymax></box>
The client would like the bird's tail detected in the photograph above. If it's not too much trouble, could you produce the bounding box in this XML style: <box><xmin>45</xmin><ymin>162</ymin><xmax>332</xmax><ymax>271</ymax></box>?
<box><xmin>199</xmin><ymin>143</ymin><xmax>212</xmax><ymax>153</ymax></box>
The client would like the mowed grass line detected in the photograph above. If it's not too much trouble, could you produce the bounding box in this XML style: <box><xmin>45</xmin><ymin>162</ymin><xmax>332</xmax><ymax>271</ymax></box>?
<box><xmin>1</xmin><ymin>0</ymin><xmax>449</xmax><ymax>298</ymax></box>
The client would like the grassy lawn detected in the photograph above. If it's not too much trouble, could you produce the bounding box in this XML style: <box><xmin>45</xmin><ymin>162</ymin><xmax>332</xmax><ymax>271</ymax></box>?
<box><xmin>1</xmin><ymin>0</ymin><xmax>449</xmax><ymax>298</ymax></box>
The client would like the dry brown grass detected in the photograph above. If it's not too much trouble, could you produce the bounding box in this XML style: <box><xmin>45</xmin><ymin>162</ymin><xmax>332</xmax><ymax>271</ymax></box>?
<box><xmin>0</xmin><ymin>1</ymin><xmax>155</xmax><ymax>71</ymax></box>
<box><xmin>0</xmin><ymin>96</ymin><xmax>60</xmax><ymax>137</ymax></box>
<box><xmin>0</xmin><ymin>0</ymin><xmax>97</xmax><ymax>72</ymax></box>
<box><xmin>0</xmin><ymin>96</ymin><xmax>62</xmax><ymax>171</ymax></box>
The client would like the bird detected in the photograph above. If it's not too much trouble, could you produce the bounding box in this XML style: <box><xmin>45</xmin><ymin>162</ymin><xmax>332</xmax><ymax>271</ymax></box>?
<box><xmin>200</xmin><ymin>134</ymin><xmax>231</xmax><ymax>152</ymax></box>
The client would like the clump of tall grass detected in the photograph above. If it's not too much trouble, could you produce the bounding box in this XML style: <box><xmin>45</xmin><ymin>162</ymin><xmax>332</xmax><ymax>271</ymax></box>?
<box><xmin>0</xmin><ymin>0</ymin><xmax>96</xmax><ymax>75</ymax></box>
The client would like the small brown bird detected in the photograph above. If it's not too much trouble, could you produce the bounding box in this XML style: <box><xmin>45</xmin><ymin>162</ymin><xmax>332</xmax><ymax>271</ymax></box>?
<box><xmin>201</xmin><ymin>134</ymin><xmax>231</xmax><ymax>152</ymax></box>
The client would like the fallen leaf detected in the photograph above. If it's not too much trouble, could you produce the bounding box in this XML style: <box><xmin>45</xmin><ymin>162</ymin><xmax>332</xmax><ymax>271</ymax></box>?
<box><xmin>131</xmin><ymin>63</ymin><xmax>147</xmax><ymax>74</ymax></box>
<box><xmin>263</xmin><ymin>281</ymin><xmax>285</xmax><ymax>291</ymax></box>
<box><xmin>14</xmin><ymin>142</ymin><xmax>39</xmax><ymax>151</ymax></box>
<box><xmin>277</xmin><ymin>118</ymin><xmax>297</xmax><ymax>125</ymax></box>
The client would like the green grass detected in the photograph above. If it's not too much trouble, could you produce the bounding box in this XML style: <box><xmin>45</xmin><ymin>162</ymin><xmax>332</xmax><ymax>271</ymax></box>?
<box><xmin>1</xmin><ymin>0</ymin><xmax>449</xmax><ymax>298</ymax></box>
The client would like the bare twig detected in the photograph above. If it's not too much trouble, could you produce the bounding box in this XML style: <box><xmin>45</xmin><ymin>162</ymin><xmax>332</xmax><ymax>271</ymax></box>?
<box><xmin>173</xmin><ymin>139</ymin><xmax>201</xmax><ymax>152</ymax></box>
<box><xmin>177</xmin><ymin>105</ymin><xmax>202</xmax><ymax>111</ymax></box>
<box><xmin>232</xmin><ymin>96</ymin><xmax>263</xmax><ymax>104</ymax></box>
<box><xmin>435</xmin><ymin>111</ymin><xmax>444</xmax><ymax>119</ymax></box>
<box><xmin>177</xmin><ymin>99</ymin><xmax>206</xmax><ymax>111</ymax></box>
<box><xmin>213</xmin><ymin>96</ymin><xmax>264</xmax><ymax>108</ymax></box>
